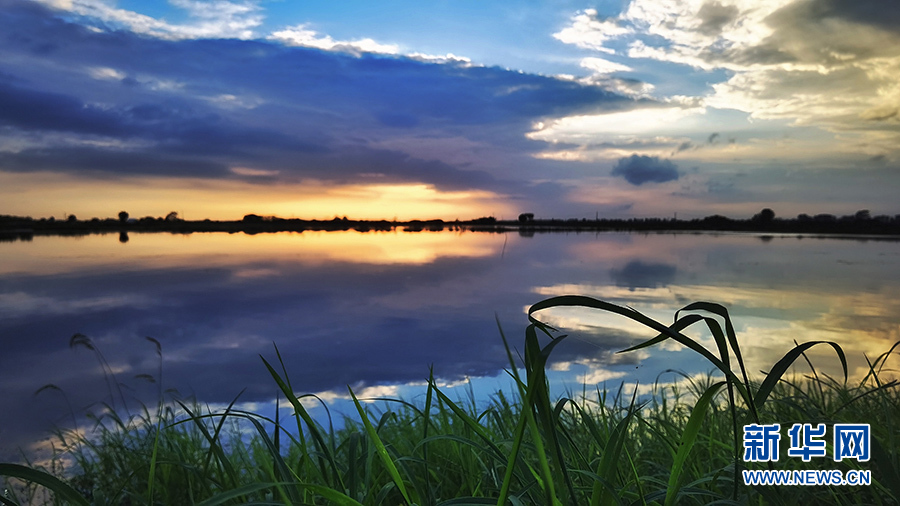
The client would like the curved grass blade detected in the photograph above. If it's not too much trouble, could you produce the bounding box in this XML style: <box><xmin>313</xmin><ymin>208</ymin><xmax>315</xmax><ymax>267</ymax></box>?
<box><xmin>677</xmin><ymin>302</ymin><xmax>755</xmax><ymax>412</ymax></box>
<box><xmin>529</xmin><ymin>296</ymin><xmax>752</xmax><ymax>405</ymax></box>
<box><xmin>0</xmin><ymin>464</ymin><xmax>90</xmax><ymax>506</ymax></box>
<box><xmin>754</xmin><ymin>341</ymin><xmax>847</xmax><ymax>412</ymax></box>
<box><xmin>860</xmin><ymin>340</ymin><xmax>900</xmax><ymax>387</ymax></box>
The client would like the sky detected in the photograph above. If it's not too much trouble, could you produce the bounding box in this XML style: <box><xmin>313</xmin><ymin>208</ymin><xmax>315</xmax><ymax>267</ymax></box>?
<box><xmin>1</xmin><ymin>0</ymin><xmax>899</xmax><ymax>220</ymax></box>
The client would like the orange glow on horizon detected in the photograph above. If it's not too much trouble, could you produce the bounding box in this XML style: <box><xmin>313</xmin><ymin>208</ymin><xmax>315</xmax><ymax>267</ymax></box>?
<box><xmin>0</xmin><ymin>172</ymin><xmax>514</xmax><ymax>222</ymax></box>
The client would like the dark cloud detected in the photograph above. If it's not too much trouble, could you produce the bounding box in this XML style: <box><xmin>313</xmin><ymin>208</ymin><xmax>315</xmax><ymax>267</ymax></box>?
<box><xmin>610</xmin><ymin>261</ymin><xmax>678</xmax><ymax>290</ymax></box>
<box><xmin>0</xmin><ymin>147</ymin><xmax>232</xmax><ymax>177</ymax></box>
<box><xmin>0</xmin><ymin>80</ymin><xmax>137</xmax><ymax>136</ymax></box>
<box><xmin>611</xmin><ymin>154</ymin><xmax>680</xmax><ymax>185</ymax></box>
<box><xmin>801</xmin><ymin>0</ymin><xmax>900</xmax><ymax>34</ymax></box>
<box><xmin>697</xmin><ymin>1</ymin><xmax>740</xmax><ymax>36</ymax></box>
<box><xmin>0</xmin><ymin>0</ymin><xmax>638</xmax><ymax>200</ymax></box>
<box><xmin>674</xmin><ymin>0</ymin><xmax>900</xmax><ymax>71</ymax></box>
<box><xmin>752</xmin><ymin>0</ymin><xmax>900</xmax><ymax>67</ymax></box>
<box><xmin>707</xmin><ymin>132</ymin><xmax>720</xmax><ymax>144</ymax></box>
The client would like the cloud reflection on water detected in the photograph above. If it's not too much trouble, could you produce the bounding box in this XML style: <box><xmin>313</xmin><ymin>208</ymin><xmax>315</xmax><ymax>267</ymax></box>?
<box><xmin>1</xmin><ymin>231</ymin><xmax>898</xmax><ymax>463</ymax></box>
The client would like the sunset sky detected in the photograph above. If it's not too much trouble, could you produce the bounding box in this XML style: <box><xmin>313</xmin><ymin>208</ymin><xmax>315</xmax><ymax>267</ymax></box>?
<box><xmin>2</xmin><ymin>0</ymin><xmax>899</xmax><ymax>221</ymax></box>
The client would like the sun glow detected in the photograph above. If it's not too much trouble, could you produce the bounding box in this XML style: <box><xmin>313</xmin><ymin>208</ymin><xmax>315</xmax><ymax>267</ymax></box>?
<box><xmin>0</xmin><ymin>173</ymin><xmax>509</xmax><ymax>222</ymax></box>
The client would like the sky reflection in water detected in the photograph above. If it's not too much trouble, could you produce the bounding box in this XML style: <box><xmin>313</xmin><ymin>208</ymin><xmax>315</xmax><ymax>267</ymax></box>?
<box><xmin>1</xmin><ymin>230</ymin><xmax>898</xmax><ymax>461</ymax></box>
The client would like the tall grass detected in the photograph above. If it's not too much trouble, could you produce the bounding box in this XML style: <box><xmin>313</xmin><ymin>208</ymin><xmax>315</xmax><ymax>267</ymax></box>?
<box><xmin>2</xmin><ymin>296</ymin><xmax>899</xmax><ymax>505</ymax></box>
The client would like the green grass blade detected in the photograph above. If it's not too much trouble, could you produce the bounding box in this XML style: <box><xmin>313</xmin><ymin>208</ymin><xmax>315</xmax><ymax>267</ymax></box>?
<box><xmin>261</xmin><ymin>352</ymin><xmax>341</xmax><ymax>486</ymax></box>
<box><xmin>860</xmin><ymin>340</ymin><xmax>900</xmax><ymax>387</ymax></box>
<box><xmin>349</xmin><ymin>387</ymin><xmax>412</xmax><ymax>505</ymax></box>
<box><xmin>0</xmin><ymin>464</ymin><xmax>90</xmax><ymax>506</ymax></box>
<box><xmin>754</xmin><ymin>341</ymin><xmax>847</xmax><ymax>412</ymax></box>
<box><xmin>677</xmin><ymin>302</ymin><xmax>755</xmax><ymax>414</ymax></box>
<box><xmin>174</xmin><ymin>399</ymin><xmax>241</xmax><ymax>488</ymax></box>
<box><xmin>530</xmin><ymin>297</ymin><xmax>752</xmax><ymax>406</ymax></box>
<box><xmin>429</xmin><ymin>382</ymin><xmax>507</xmax><ymax>463</ymax></box>
<box><xmin>146</xmin><ymin>413</ymin><xmax>162</xmax><ymax>504</ymax></box>
<box><xmin>591</xmin><ymin>388</ymin><xmax>641</xmax><ymax>506</ymax></box>
<box><xmin>422</xmin><ymin>367</ymin><xmax>436</xmax><ymax>505</ymax></box>
<box><xmin>438</xmin><ymin>498</ymin><xmax>499</xmax><ymax>505</ymax></box>
<box><xmin>524</xmin><ymin>324</ymin><xmax>571</xmax><ymax>504</ymax></box>
<box><xmin>495</xmin><ymin>317</ymin><xmax>549</xmax><ymax>506</ymax></box>
<box><xmin>195</xmin><ymin>481</ymin><xmax>364</xmax><ymax>506</ymax></box>
<box><xmin>496</xmin><ymin>391</ymin><xmax>531</xmax><ymax>506</ymax></box>
<box><xmin>664</xmin><ymin>381</ymin><xmax>726</xmax><ymax>506</ymax></box>
<box><xmin>530</xmin><ymin>298</ymin><xmax>728</xmax><ymax>381</ymax></box>
<box><xmin>870</xmin><ymin>436</ymin><xmax>900</xmax><ymax>503</ymax></box>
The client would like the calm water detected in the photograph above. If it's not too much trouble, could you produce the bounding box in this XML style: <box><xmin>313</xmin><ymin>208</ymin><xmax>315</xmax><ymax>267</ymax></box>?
<box><xmin>2</xmin><ymin>230</ymin><xmax>899</xmax><ymax>461</ymax></box>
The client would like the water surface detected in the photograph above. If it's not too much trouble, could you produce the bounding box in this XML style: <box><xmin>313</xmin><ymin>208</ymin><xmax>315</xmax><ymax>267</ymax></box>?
<box><xmin>1</xmin><ymin>230</ymin><xmax>898</xmax><ymax>461</ymax></box>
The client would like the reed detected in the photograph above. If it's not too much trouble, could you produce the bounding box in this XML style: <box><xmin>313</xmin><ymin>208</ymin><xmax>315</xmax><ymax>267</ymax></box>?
<box><xmin>2</xmin><ymin>297</ymin><xmax>898</xmax><ymax>505</ymax></box>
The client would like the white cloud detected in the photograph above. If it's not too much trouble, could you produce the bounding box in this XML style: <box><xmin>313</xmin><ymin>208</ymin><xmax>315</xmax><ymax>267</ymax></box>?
<box><xmin>268</xmin><ymin>26</ymin><xmax>478</xmax><ymax>64</ymax></box>
<box><xmin>578</xmin><ymin>367</ymin><xmax>628</xmax><ymax>385</ymax></box>
<box><xmin>527</xmin><ymin>105</ymin><xmax>707</xmax><ymax>158</ymax></box>
<box><xmin>36</xmin><ymin>0</ymin><xmax>264</xmax><ymax>39</ymax></box>
<box><xmin>407</xmin><ymin>52</ymin><xmax>472</xmax><ymax>65</ymax></box>
<box><xmin>552</xmin><ymin>0</ymin><xmax>900</xmax><ymax>160</ymax></box>
<box><xmin>553</xmin><ymin>9</ymin><xmax>631</xmax><ymax>54</ymax></box>
<box><xmin>87</xmin><ymin>66</ymin><xmax>126</xmax><ymax>81</ymax></box>
<box><xmin>580</xmin><ymin>57</ymin><xmax>632</xmax><ymax>74</ymax></box>
<box><xmin>205</xmin><ymin>93</ymin><xmax>264</xmax><ymax>109</ymax></box>
<box><xmin>269</xmin><ymin>24</ymin><xmax>400</xmax><ymax>56</ymax></box>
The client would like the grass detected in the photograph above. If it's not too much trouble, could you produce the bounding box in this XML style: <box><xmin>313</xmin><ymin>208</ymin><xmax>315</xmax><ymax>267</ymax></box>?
<box><xmin>2</xmin><ymin>296</ymin><xmax>899</xmax><ymax>505</ymax></box>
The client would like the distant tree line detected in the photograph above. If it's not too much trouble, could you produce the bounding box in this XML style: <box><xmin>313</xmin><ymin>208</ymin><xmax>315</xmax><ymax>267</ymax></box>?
<box><xmin>2</xmin><ymin>208</ymin><xmax>900</xmax><ymax>238</ymax></box>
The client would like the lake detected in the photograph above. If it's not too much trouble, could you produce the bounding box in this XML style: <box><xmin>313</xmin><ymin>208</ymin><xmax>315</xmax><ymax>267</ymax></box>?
<box><xmin>2</xmin><ymin>230</ymin><xmax>899</xmax><ymax>462</ymax></box>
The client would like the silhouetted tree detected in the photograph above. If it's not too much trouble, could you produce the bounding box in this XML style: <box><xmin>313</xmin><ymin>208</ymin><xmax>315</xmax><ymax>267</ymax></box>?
<box><xmin>855</xmin><ymin>209</ymin><xmax>871</xmax><ymax>221</ymax></box>
<box><xmin>165</xmin><ymin>211</ymin><xmax>179</xmax><ymax>222</ymax></box>
<box><xmin>118</xmin><ymin>211</ymin><xmax>129</xmax><ymax>223</ymax></box>
<box><xmin>67</xmin><ymin>214</ymin><xmax>77</xmax><ymax>222</ymax></box>
<box><xmin>752</xmin><ymin>208</ymin><xmax>775</xmax><ymax>222</ymax></box>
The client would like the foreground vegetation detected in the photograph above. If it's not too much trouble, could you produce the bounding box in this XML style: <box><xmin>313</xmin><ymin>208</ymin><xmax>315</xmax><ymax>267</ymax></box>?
<box><xmin>3</xmin><ymin>297</ymin><xmax>899</xmax><ymax>505</ymax></box>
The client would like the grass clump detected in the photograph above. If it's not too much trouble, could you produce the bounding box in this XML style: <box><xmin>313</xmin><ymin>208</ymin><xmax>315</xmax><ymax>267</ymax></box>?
<box><xmin>2</xmin><ymin>297</ymin><xmax>899</xmax><ymax>505</ymax></box>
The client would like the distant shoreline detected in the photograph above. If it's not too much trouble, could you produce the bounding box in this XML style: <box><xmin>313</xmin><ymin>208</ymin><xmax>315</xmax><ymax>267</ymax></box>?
<box><xmin>3</xmin><ymin>213</ymin><xmax>900</xmax><ymax>240</ymax></box>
